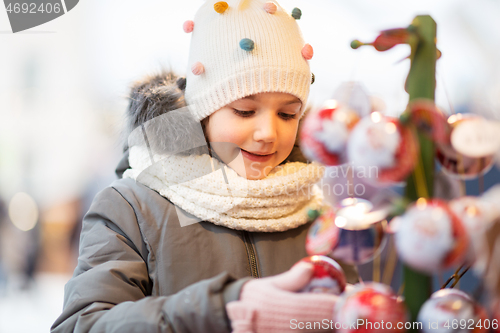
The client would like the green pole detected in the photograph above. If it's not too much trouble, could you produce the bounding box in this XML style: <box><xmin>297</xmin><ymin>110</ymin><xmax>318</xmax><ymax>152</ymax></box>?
<box><xmin>403</xmin><ymin>15</ymin><xmax>436</xmax><ymax>329</ymax></box>
<box><xmin>351</xmin><ymin>15</ymin><xmax>438</xmax><ymax>330</ymax></box>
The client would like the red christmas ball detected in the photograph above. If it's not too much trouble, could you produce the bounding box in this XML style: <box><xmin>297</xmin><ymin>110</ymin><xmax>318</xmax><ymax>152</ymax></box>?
<box><xmin>300</xmin><ymin>102</ymin><xmax>360</xmax><ymax>166</ymax></box>
<box><xmin>334</xmin><ymin>282</ymin><xmax>407</xmax><ymax>333</ymax></box>
<box><xmin>298</xmin><ymin>255</ymin><xmax>347</xmax><ymax>295</ymax></box>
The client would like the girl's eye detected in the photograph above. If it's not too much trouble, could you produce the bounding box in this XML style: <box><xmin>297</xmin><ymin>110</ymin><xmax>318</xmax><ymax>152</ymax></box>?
<box><xmin>279</xmin><ymin>112</ymin><xmax>297</xmax><ymax>121</ymax></box>
<box><xmin>233</xmin><ymin>109</ymin><xmax>254</xmax><ymax>117</ymax></box>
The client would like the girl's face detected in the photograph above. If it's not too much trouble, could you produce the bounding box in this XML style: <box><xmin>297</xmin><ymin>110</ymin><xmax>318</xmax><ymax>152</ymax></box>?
<box><xmin>205</xmin><ymin>92</ymin><xmax>302</xmax><ymax>180</ymax></box>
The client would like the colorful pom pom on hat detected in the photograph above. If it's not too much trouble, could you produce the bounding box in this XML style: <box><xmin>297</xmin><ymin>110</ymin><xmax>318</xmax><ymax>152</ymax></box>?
<box><xmin>239</xmin><ymin>38</ymin><xmax>255</xmax><ymax>51</ymax></box>
<box><xmin>183</xmin><ymin>20</ymin><xmax>194</xmax><ymax>33</ymax></box>
<box><xmin>184</xmin><ymin>0</ymin><xmax>312</xmax><ymax>121</ymax></box>
<box><xmin>214</xmin><ymin>1</ymin><xmax>229</xmax><ymax>13</ymax></box>
<box><xmin>263</xmin><ymin>1</ymin><xmax>277</xmax><ymax>14</ymax></box>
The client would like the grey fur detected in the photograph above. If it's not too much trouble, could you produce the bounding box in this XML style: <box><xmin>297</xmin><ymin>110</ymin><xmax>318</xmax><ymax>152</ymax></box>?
<box><xmin>126</xmin><ymin>71</ymin><xmax>187</xmax><ymax>135</ymax></box>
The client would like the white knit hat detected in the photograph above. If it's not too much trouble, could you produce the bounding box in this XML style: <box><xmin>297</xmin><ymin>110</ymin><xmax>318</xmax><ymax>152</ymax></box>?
<box><xmin>183</xmin><ymin>0</ymin><xmax>313</xmax><ymax>121</ymax></box>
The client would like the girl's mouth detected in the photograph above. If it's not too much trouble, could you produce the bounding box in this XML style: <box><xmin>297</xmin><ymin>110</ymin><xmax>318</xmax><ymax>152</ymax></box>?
<box><xmin>240</xmin><ymin>149</ymin><xmax>276</xmax><ymax>162</ymax></box>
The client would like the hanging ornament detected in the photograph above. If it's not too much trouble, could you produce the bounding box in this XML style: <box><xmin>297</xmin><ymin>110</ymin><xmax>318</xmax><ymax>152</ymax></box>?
<box><xmin>451</xmin><ymin>115</ymin><xmax>500</xmax><ymax>158</ymax></box>
<box><xmin>347</xmin><ymin>112</ymin><xmax>419</xmax><ymax>184</ymax></box>
<box><xmin>436</xmin><ymin>114</ymin><xmax>495</xmax><ymax>180</ymax></box>
<box><xmin>334</xmin><ymin>282</ymin><xmax>407</xmax><ymax>333</ymax></box>
<box><xmin>332</xmin><ymin>82</ymin><xmax>372</xmax><ymax>118</ymax></box>
<box><xmin>417</xmin><ymin>289</ymin><xmax>489</xmax><ymax>333</ymax></box>
<box><xmin>394</xmin><ymin>199</ymin><xmax>469</xmax><ymax>275</ymax></box>
<box><xmin>406</xmin><ymin>99</ymin><xmax>451</xmax><ymax>144</ymax></box>
<box><xmin>300</xmin><ymin>100</ymin><xmax>360</xmax><ymax>165</ymax></box>
<box><xmin>330</xmin><ymin>198</ymin><xmax>388</xmax><ymax>265</ymax></box>
<box><xmin>298</xmin><ymin>255</ymin><xmax>346</xmax><ymax>295</ymax></box>
<box><xmin>449</xmin><ymin>196</ymin><xmax>498</xmax><ymax>268</ymax></box>
<box><xmin>306</xmin><ymin>207</ymin><xmax>340</xmax><ymax>255</ymax></box>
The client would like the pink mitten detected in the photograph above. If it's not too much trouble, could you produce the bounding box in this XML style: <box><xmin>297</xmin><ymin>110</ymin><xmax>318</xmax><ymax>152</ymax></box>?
<box><xmin>226</xmin><ymin>262</ymin><xmax>338</xmax><ymax>333</ymax></box>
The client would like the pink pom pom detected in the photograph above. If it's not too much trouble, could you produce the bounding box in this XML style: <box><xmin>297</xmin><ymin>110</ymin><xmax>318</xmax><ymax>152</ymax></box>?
<box><xmin>302</xmin><ymin>44</ymin><xmax>314</xmax><ymax>60</ymax></box>
<box><xmin>183</xmin><ymin>20</ymin><xmax>194</xmax><ymax>33</ymax></box>
<box><xmin>263</xmin><ymin>2</ymin><xmax>277</xmax><ymax>14</ymax></box>
<box><xmin>192</xmin><ymin>62</ymin><xmax>205</xmax><ymax>75</ymax></box>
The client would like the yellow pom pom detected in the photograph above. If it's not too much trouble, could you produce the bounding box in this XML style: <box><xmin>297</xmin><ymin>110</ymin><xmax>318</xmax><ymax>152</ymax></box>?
<box><xmin>214</xmin><ymin>1</ymin><xmax>229</xmax><ymax>14</ymax></box>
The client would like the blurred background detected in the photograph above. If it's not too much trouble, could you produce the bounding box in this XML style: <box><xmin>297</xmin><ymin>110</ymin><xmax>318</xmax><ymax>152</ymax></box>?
<box><xmin>1</xmin><ymin>0</ymin><xmax>499</xmax><ymax>331</ymax></box>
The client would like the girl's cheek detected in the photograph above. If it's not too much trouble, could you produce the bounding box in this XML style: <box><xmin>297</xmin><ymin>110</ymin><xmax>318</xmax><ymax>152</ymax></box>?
<box><xmin>215</xmin><ymin>127</ymin><xmax>245</xmax><ymax>145</ymax></box>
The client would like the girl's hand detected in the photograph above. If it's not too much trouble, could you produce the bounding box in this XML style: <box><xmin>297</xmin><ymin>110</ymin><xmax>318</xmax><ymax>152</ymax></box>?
<box><xmin>226</xmin><ymin>262</ymin><xmax>338</xmax><ymax>332</ymax></box>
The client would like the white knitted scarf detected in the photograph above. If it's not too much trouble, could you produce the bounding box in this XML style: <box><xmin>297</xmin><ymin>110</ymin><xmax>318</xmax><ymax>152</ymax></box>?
<box><xmin>123</xmin><ymin>146</ymin><xmax>325</xmax><ymax>232</ymax></box>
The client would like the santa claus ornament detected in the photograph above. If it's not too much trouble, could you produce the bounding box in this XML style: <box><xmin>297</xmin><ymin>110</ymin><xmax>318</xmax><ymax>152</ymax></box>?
<box><xmin>300</xmin><ymin>100</ymin><xmax>360</xmax><ymax>165</ymax></box>
<box><xmin>298</xmin><ymin>255</ymin><xmax>347</xmax><ymax>295</ymax></box>
<box><xmin>334</xmin><ymin>282</ymin><xmax>407</xmax><ymax>333</ymax></box>
<box><xmin>449</xmin><ymin>196</ymin><xmax>498</xmax><ymax>269</ymax></box>
<box><xmin>330</xmin><ymin>198</ymin><xmax>389</xmax><ymax>265</ymax></box>
<box><xmin>417</xmin><ymin>289</ymin><xmax>489</xmax><ymax>333</ymax></box>
<box><xmin>347</xmin><ymin>112</ymin><xmax>418</xmax><ymax>184</ymax></box>
<box><xmin>306</xmin><ymin>207</ymin><xmax>340</xmax><ymax>256</ymax></box>
<box><xmin>437</xmin><ymin>114</ymin><xmax>496</xmax><ymax>180</ymax></box>
<box><xmin>407</xmin><ymin>99</ymin><xmax>451</xmax><ymax>144</ymax></box>
<box><xmin>394</xmin><ymin>199</ymin><xmax>469</xmax><ymax>275</ymax></box>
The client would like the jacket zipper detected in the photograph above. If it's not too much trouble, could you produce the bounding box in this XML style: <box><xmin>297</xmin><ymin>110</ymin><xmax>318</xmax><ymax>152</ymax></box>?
<box><xmin>242</xmin><ymin>231</ymin><xmax>259</xmax><ymax>278</ymax></box>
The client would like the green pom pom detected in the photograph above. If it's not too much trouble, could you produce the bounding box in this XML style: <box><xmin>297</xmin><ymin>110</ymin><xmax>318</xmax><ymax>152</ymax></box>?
<box><xmin>307</xmin><ymin>208</ymin><xmax>320</xmax><ymax>221</ymax></box>
<box><xmin>291</xmin><ymin>7</ymin><xmax>302</xmax><ymax>20</ymax></box>
<box><xmin>239</xmin><ymin>38</ymin><xmax>255</xmax><ymax>51</ymax></box>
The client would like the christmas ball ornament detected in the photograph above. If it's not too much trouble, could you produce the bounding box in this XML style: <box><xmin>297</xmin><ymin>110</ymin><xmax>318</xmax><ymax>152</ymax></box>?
<box><xmin>298</xmin><ymin>255</ymin><xmax>346</xmax><ymax>295</ymax></box>
<box><xmin>330</xmin><ymin>198</ymin><xmax>388</xmax><ymax>265</ymax></box>
<box><xmin>394</xmin><ymin>199</ymin><xmax>469</xmax><ymax>275</ymax></box>
<box><xmin>306</xmin><ymin>207</ymin><xmax>340</xmax><ymax>256</ymax></box>
<box><xmin>334</xmin><ymin>282</ymin><xmax>407</xmax><ymax>333</ymax></box>
<box><xmin>332</xmin><ymin>82</ymin><xmax>372</xmax><ymax>118</ymax></box>
<box><xmin>436</xmin><ymin>114</ymin><xmax>495</xmax><ymax>180</ymax></box>
<box><xmin>347</xmin><ymin>112</ymin><xmax>418</xmax><ymax>184</ymax></box>
<box><xmin>300</xmin><ymin>100</ymin><xmax>360</xmax><ymax>165</ymax></box>
<box><xmin>417</xmin><ymin>289</ymin><xmax>488</xmax><ymax>333</ymax></box>
<box><xmin>408</xmin><ymin>99</ymin><xmax>451</xmax><ymax>144</ymax></box>
<box><xmin>449</xmin><ymin>196</ymin><xmax>498</xmax><ymax>267</ymax></box>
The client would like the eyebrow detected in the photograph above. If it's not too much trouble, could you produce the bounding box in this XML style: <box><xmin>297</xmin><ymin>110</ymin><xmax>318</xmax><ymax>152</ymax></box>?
<box><xmin>243</xmin><ymin>95</ymin><xmax>301</xmax><ymax>105</ymax></box>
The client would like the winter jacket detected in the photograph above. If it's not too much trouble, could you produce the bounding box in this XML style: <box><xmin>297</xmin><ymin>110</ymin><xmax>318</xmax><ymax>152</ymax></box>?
<box><xmin>50</xmin><ymin>174</ymin><xmax>358</xmax><ymax>333</ymax></box>
<box><xmin>51</xmin><ymin>72</ymin><xmax>358</xmax><ymax>333</ymax></box>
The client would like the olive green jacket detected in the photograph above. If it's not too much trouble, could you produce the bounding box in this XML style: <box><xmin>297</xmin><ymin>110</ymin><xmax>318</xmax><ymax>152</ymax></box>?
<box><xmin>51</xmin><ymin>176</ymin><xmax>357</xmax><ymax>333</ymax></box>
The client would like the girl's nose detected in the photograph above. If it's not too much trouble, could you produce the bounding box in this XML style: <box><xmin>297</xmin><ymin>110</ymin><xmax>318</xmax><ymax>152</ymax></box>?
<box><xmin>253</xmin><ymin>111</ymin><xmax>278</xmax><ymax>143</ymax></box>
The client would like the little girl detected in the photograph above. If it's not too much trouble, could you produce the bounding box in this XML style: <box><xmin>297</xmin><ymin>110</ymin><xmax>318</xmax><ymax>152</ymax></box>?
<box><xmin>52</xmin><ymin>1</ymin><xmax>357</xmax><ymax>332</ymax></box>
